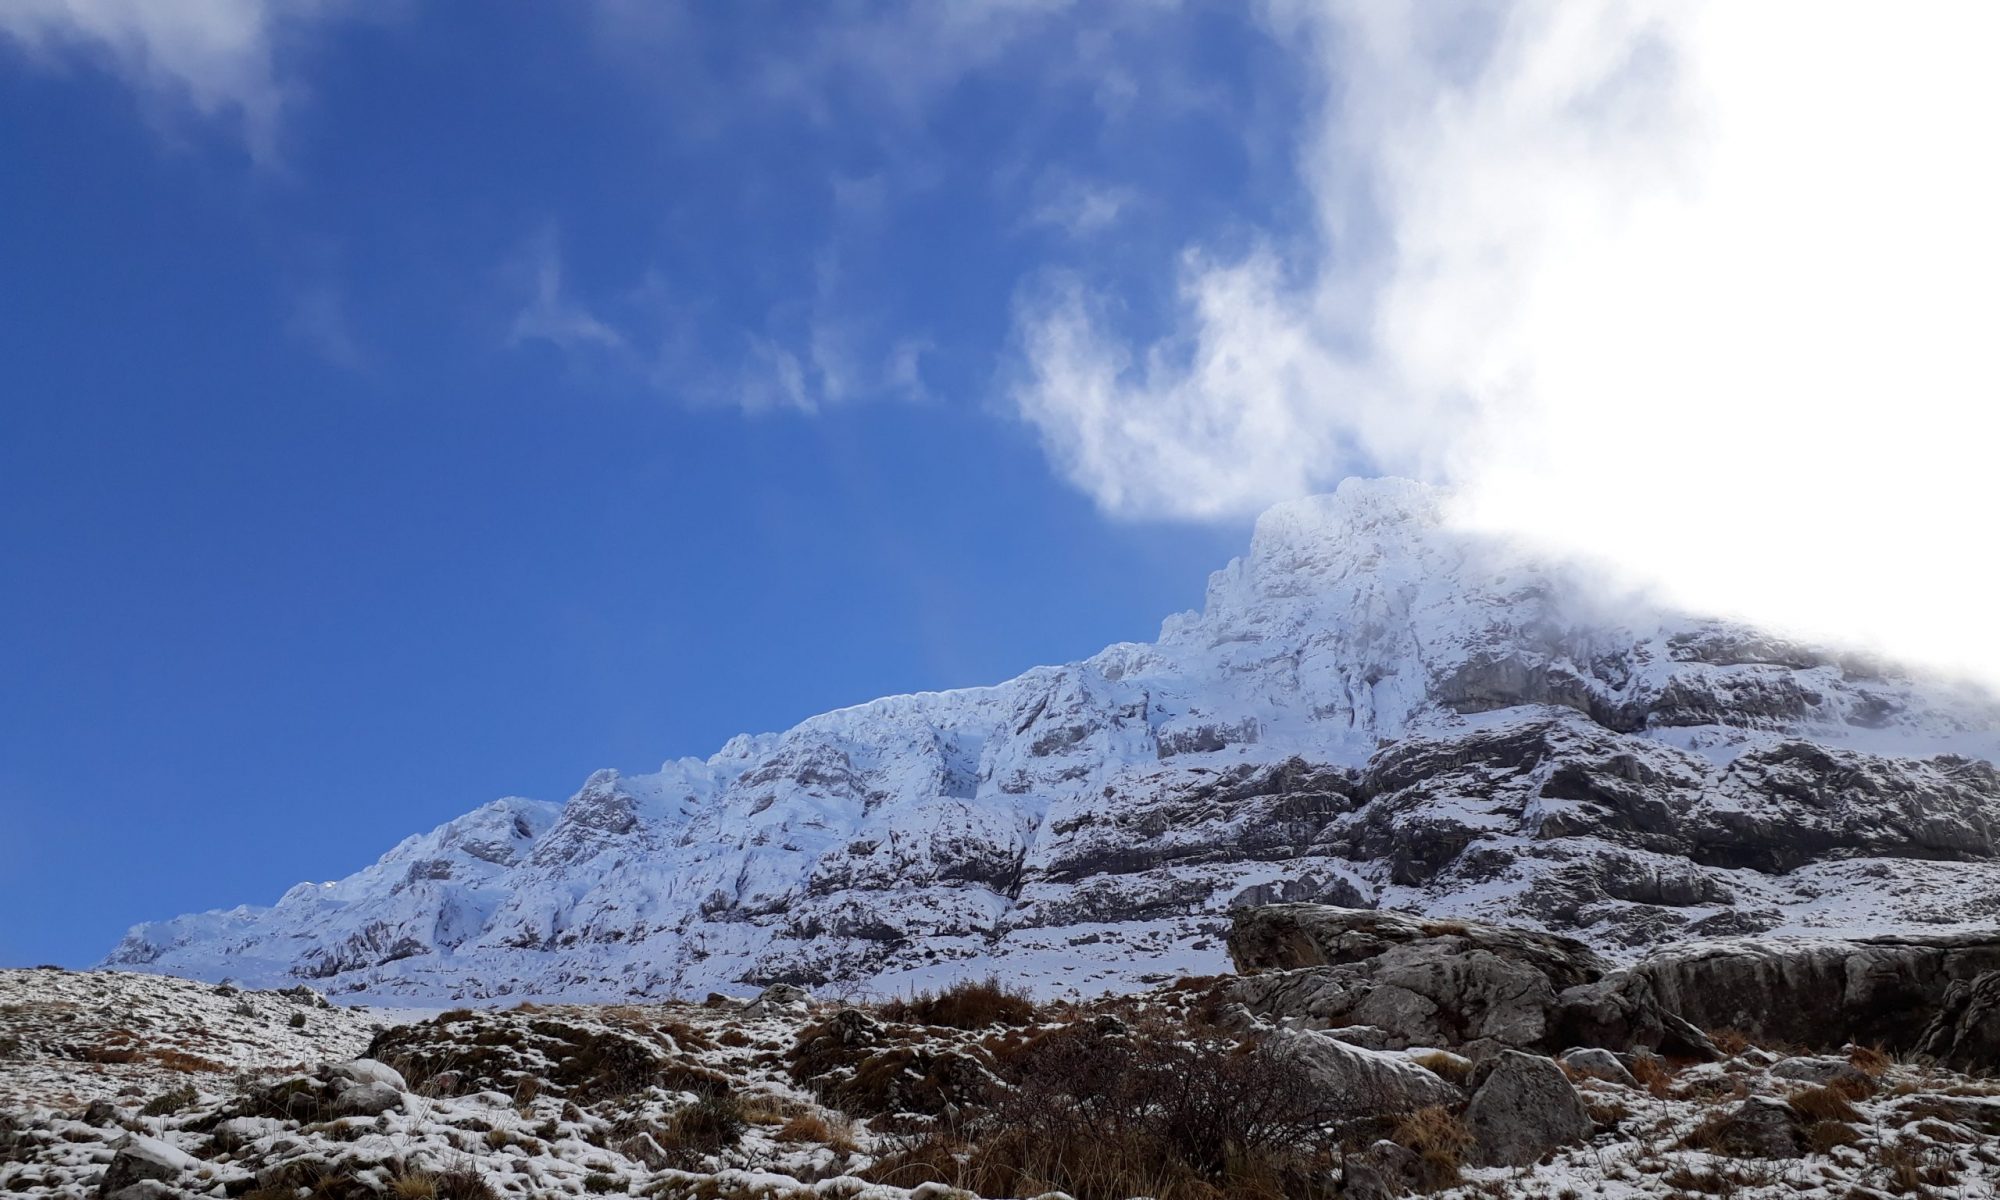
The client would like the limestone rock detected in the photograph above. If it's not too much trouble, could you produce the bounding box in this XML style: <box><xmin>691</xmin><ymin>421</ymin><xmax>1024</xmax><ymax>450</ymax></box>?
<box><xmin>1559</xmin><ymin>1046</ymin><xmax>1638</xmax><ymax>1087</ymax></box>
<box><xmin>96</xmin><ymin>1134</ymin><xmax>195</xmax><ymax>1198</ymax></box>
<box><xmin>1463</xmin><ymin>1051</ymin><xmax>1592</xmax><ymax>1166</ymax></box>
<box><xmin>1265</xmin><ymin>1028</ymin><xmax>1463</xmax><ymax>1120</ymax></box>
<box><xmin>1635</xmin><ymin>931</ymin><xmax>2000</xmax><ymax>1052</ymax></box>
<box><xmin>1697</xmin><ymin>1096</ymin><xmax>1805</xmax><ymax>1159</ymax></box>
<box><xmin>744</xmin><ymin>983</ymin><xmax>813</xmax><ymax>1017</ymax></box>
<box><xmin>1914</xmin><ymin>969</ymin><xmax>2000</xmax><ymax>1070</ymax></box>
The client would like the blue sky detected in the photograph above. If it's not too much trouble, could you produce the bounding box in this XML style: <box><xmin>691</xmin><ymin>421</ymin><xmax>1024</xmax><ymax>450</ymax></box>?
<box><xmin>0</xmin><ymin>3</ymin><xmax>1312</xmax><ymax>966</ymax></box>
<box><xmin>7</xmin><ymin>3</ymin><xmax>1996</xmax><ymax>967</ymax></box>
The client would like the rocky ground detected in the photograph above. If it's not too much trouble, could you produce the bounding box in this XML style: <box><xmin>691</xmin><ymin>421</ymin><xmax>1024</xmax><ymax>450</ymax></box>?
<box><xmin>8</xmin><ymin>905</ymin><xmax>2000</xmax><ymax>1199</ymax></box>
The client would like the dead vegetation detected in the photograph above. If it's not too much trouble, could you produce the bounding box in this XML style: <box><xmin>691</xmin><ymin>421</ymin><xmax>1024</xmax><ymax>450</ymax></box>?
<box><xmin>873</xmin><ymin>977</ymin><xmax>1038</xmax><ymax>1030</ymax></box>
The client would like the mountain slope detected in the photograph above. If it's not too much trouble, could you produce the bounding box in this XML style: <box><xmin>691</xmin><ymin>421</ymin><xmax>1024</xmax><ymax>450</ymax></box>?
<box><xmin>106</xmin><ymin>478</ymin><xmax>2000</xmax><ymax>1001</ymax></box>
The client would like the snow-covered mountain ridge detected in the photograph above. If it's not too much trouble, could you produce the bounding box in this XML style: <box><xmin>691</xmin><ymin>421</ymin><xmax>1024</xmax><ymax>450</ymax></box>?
<box><xmin>105</xmin><ymin>477</ymin><xmax>2000</xmax><ymax>1001</ymax></box>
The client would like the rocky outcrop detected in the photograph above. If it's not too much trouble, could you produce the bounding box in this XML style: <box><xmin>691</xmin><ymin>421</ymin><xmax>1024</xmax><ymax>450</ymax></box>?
<box><xmin>1225</xmin><ymin>905</ymin><xmax>1709</xmax><ymax>1058</ymax></box>
<box><xmin>1633</xmin><ymin>931</ymin><xmax>2000</xmax><ymax>1052</ymax></box>
<box><xmin>1227</xmin><ymin>903</ymin><xmax>1999</xmax><ymax>1064</ymax></box>
<box><xmin>1914</xmin><ymin>969</ymin><xmax>2000</xmax><ymax>1070</ymax></box>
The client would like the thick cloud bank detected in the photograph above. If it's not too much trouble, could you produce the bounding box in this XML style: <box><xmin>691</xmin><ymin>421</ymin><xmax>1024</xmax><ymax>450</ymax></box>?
<box><xmin>1015</xmin><ymin>1</ymin><xmax>2000</xmax><ymax>682</ymax></box>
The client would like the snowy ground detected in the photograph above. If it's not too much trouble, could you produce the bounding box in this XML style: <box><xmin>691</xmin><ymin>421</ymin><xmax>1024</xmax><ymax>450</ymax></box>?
<box><xmin>4</xmin><ymin>966</ymin><xmax>1999</xmax><ymax>1199</ymax></box>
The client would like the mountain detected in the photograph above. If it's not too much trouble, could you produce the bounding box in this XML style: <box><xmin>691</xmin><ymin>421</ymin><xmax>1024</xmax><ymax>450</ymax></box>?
<box><xmin>104</xmin><ymin>477</ymin><xmax>2000</xmax><ymax>1002</ymax></box>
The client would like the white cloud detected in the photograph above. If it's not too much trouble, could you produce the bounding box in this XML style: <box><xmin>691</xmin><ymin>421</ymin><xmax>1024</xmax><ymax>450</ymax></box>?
<box><xmin>1012</xmin><ymin>0</ymin><xmax>2000</xmax><ymax>682</ymax></box>
<box><xmin>0</xmin><ymin>0</ymin><xmax>341</xmax><ymax>161</ymax></box>
<box><xmin>1030</xmin><ymin>176</ymin><xmax>1137</xmax><ymax>237</ymax></box>
<box><xmin>508</xmin><ymin>232</ymin><xmax>625</xmax><ymax>353</ymax></box>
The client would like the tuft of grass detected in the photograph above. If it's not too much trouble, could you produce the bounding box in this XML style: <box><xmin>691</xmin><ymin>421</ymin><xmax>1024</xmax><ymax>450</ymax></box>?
<box><xmin>1789</xmin><ymin>1084</ymin><xmax>1863</xmax><ymax>1125</ymax></box>
<box><xmin>1848</xmin><ymin>1043</ymin><xmax>1893</xmax><ymax>1078</ymax></box>
<box><xmin>1408</xmin><ymin>1049</ymin><xmax>1472</xmax><ymax>1088</ymax></box>
<box><xmin>776</xmin><ymin>1110</ymin><xmax>858</xmax><ymax>1154</ymax></box>
<box><xmin>1391</xmin><ymin>1105</ymin><xmax>1474</xmax><ymax>1192</ymax></box>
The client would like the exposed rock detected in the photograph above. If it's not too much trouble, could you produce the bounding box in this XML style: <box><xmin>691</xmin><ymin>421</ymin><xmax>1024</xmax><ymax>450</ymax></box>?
<box><xmin>1635</xmin><ymin>931</ymin><xmax>2000</xmax><ymax>1052</ymax></box>
<box><xmin>743</xmin><ymin>983</ymin><xmax>812</xmax><ymax>1017</ymax></box>
<box><xmin>1227</xmin><ymin>905</ymin><xmax>1611</xmax><ymax>986</ymax></box>
<box><xmin>1695</xmin><ymin>1096</ymin><xmax>1805</xmax><ymax>1159</ymax></box>
<box><xmin>1228</xmin><ymin>905</ymin><xmax>1707</xmax><ymax>1058</ymax></box>
<box><xmin>1265</xmin><ymin>1028</ymin><xmax>1462</xmax><ymax>1118</ymax></box>
<box><xmin>101</xmin><ymin>480</ymin><xmax>2000</xmax><ymax>1002</ymax></box>
<box><xmin>1463</xmin><ymin>1051</ymin><xmax>1592</xmax><ymax>1166</ymax></box>
<box><xmin>1768</xmin><ymin>1055</ymin><xmax>1877</xmax><ymax>1096</ymax></box>
<box><xmin>1341</xmin><ymin>1138</ymin><xmax>1421</xmax><ymax>1200</ymax></box>
<box><xmin>1559</xmin><ymin>1046</ymin><xmax>1637</xmax><ymax>1087</ymax></box>
<box><xmin>1914</xmin><ymin>969</ymin><xmax>2000</xmax><ymax>1070</ymax></box>
<box><xmin>96</xmin><ymin>1134</ymin><xmax>195</xmax><ymax>1198</ymax></box>
<box><xmin>331</xmin><ymin>1079</ymin><xmax>404</xmax><ymax>1116</ymax></box>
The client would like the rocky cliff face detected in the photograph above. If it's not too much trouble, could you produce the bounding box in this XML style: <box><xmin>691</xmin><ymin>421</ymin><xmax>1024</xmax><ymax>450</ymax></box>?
<box><xmin>104</xmin><ymin>478</ymin><xmax>2000</xmax><ymax>1001</ymax></box>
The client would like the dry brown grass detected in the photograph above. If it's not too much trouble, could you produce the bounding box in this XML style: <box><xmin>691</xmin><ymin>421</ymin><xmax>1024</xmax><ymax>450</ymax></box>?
<box><xmin>776</xmin><ymin>1111</ymin><xmax>857</xmax><ymax>1154</ymax></box>
<box><xmin>1629</xmin><ymin>1053</ymin><xmax>1675</xmax><ymax>1099</ymax></box>
<box><xmin>151</xmin><ymin>1048</ymin><xmax>227</xmax><ymax>1074</ymax></box>
<box><xmin>1877</xmin><ymin>1136</ymin><xmax>1961</xmax><ymax>1195</ymax></box>
<box><xmin>1707</xmin><ymin>1028</ymin><xmax>1754</xmax><ymax>1058</ymax></box>
<box><xmin>876</xmin><ymin>977</ymin><xmax>1038</xmax><ymax>1030</ymax></box>
<box><xmin>1806</xmin><ymin>1120</ymin><xmax>1863</xmax><ymax>1154</ymax></box>
<box><xmin>1848</xmin><ymin>1043</ymin><xmax>1893</xmax><ymax>1077</ymax></box>
<box><xmin>1390</xmin><ymin>1105</ymin><xmax>1474</xmax><ymax>1192</ymax></box>
<box><xmin>1408</xmin><ymin>1050</ymin><xmax>1472</xmax><ymax>1088</ymax></box>
<box><xmin>1788</xmin><ymin>1084</ymin><xmax>1864</xmax><ymax>1125</ymax></box>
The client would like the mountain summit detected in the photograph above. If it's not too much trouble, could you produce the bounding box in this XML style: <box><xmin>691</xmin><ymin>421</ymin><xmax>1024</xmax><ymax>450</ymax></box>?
<box><xmin>107</xmin><ymin>478</ymin><xmax>2000</xmax><ymax>1001</ymax></box>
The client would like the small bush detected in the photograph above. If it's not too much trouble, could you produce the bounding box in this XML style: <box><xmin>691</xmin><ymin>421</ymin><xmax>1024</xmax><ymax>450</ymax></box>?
<box><xmin>1628</xmin><ymin>1054</ymin><xmax>1675</xmax><ymax>1098</ymax></box>
<box><xmin>289</xmin><ymin>1011</ymin><xmax>308</xmax><ymax>1029</ymax></box>
<box><xmin>877</xmin><ymin>977</ymin><xmax>1037</xmax><ymax>1030</ymax></box>
<box><xmin>965</xmin><ymin>1016</ymin><xmax>1345</xmax><ymax>1200</ymax></box>
<box><xmin>583</xmin><ymin>1174</ymin><xmax>625</xmax><ymax>1194</ymax></box>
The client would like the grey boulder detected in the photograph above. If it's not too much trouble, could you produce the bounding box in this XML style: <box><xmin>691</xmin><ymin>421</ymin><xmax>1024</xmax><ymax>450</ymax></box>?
<box><xmin>1463</xmin><ymin>1051</ymin><xmax>1592</xmax><ymax>1167</ymax></box>
<box><xmin>97</xmin><ymin>1134</ymin><xmax>195</xmax><ymax>1199</ymax></box>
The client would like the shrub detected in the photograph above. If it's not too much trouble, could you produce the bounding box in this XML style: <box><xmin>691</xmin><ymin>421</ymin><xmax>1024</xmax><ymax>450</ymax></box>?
<box><xmin>877</xmin><ymin>977</ymin><xmax>1038</xmax><ymax>1030</ymax></box>
<box><xmin>963</xmin><ymin>1016</ymin><xmax>1344</xmax><ymax>1200</ymax></box>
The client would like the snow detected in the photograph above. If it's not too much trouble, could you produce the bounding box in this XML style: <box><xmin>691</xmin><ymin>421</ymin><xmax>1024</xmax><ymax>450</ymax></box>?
<box><xmin>99</xmin><ymin>477</ymin><xmax>2000</xmax><ymax>1003</ymax></box>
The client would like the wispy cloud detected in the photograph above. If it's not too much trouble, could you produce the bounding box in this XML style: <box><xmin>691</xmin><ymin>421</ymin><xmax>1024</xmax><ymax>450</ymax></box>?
<box><xmin>1011</xmin><ymin>0</ymin><xmax>2000</xmax><ymax>680</ymax></box>
<box><xmin>285</xmin><ymin>281</ymin><xmax>364</xmax><ymax>369</ymax></box>
<box><xmin>0</xmin><ymin>0</ymin><xmax>347</xmax><ymax>162</ymax></box>
<box><xmin>1029</xmin><ymin>175</ymin><xmax>1137</xmax><ymax>238</ymax></box>
<box><xmin>508</xmin><ymin>231</ymin><xmax>625</xmax><ymax>354</ymax></box>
